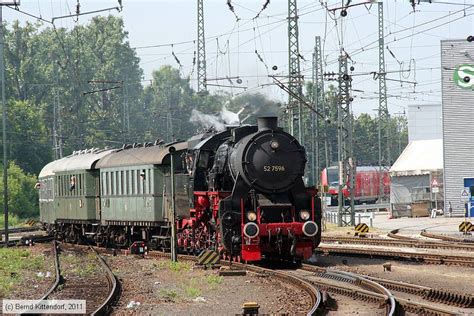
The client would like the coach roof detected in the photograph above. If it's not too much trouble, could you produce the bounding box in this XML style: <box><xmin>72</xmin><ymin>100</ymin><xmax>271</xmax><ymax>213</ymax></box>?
<box><xmin>95</xmin><ymin>141</ymin><xmax>188</xmax><ymax>168</ymax></box>
<box><xmin>38</xmin><ymin>148</ymin><xmax>116</xmax><ymax>178</ymax></box>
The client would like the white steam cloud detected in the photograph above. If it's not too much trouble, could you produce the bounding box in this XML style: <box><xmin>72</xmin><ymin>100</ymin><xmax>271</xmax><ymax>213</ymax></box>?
<box><xmin>190</xmin><ymin>104</ymin><xmax>240</xmax><ymax>131</ymax></box>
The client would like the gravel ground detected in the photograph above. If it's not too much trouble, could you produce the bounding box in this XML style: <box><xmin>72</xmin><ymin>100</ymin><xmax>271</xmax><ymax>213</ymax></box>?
<box><xmin>1</xmin><ymin>243</ymin><xmax>55</xmax><ymax>300</ymax></box>
<box><xmin>106</xmin><ymin>254</ymin><xmax>312</xmax><ymax>315</ymax></box>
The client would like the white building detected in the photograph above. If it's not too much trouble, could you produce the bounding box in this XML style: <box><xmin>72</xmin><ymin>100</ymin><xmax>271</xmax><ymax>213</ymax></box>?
<box><xmin>407</xmin><ymin>104</ymin><xmax>442</xmax><ymax>142</ymax></box>
<box><xmin>441</xmin><ymin>39</ymin><xmax>474</xmax><ymax>216</ymax></box>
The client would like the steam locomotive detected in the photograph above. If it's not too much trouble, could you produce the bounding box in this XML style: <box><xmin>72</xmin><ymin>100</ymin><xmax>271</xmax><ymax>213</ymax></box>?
<box><xmin>38</xmin><ymin>117</ymin><xmax>321</xmax><ymax>261</ymax></box>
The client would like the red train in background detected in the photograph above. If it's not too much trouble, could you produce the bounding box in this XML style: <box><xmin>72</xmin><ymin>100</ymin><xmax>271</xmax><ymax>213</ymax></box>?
<box><xmin>321</xmin><ymin>166</ymin><xmax>390</xmax><ymax>206</ymax></box>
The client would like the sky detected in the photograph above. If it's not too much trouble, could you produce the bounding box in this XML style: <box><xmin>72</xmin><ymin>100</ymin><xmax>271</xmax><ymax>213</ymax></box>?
<box><xmin>3</xmin><ymin>0</ymin><xmax>474</xmax><ymax>116</ymax></box>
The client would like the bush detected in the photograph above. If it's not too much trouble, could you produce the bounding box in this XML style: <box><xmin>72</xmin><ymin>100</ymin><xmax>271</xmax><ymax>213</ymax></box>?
<box><xmin>0</xmin><ymin>162</ymin><xmax>39</xmax><ymax>219</ymax></box>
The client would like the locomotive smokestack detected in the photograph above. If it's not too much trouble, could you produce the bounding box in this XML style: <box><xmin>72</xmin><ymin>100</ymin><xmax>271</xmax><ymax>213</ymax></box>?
<box><xmin>257</xmin><ymin>117</ymin><xmax>278</xmax><ymax>131</ymax></box>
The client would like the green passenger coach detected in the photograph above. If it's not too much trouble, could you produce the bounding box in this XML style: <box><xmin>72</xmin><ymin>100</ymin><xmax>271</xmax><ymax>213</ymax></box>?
<box><xmin>95</xmin><ymin>142</ymin><xmax>188</xmax><ymax>226</ymax></box>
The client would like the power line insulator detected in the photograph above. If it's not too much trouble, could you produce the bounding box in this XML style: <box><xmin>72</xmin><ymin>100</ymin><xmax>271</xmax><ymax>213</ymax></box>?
<box><xmin>464</xmin><ymin>76</ymin><xmax>471</xmax><ymax>83</ymax></box>
<box><xmin>236</xmin><ymin>78</ymin><xmax>243</xmax><ymax>84</ymax></box>
<box><xmin>272</xmin><ymin>65</ymin><xmax>278</xmax><ymax>71</ymax></box>
<box><xmin>467</xmin><ymin>35</ymin><xmax>474</xmax><ymax>42</ymax></box>
<box><xmin>341</xmin><ymin>9</ymin><xmax>347</xmax><ymax>17</ymax></box>
<box><xmin>350</xmin><ymin>66</ymin><xmax>355</xmax><ymax>72</ymax></box>
<box><xmin>343</xmin><ymin>74</ymin><xmax>350</xmax><ymax>81</ymax></box>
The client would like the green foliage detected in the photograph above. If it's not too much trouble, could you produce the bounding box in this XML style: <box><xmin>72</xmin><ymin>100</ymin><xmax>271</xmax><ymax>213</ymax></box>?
<box><xmin>184</xmin><ymin>285</ymin><xmax>201</xmax><ymax>298</ymax></box>
<box><xmin>0</xmin><ymin>162</ymin><xmax>38</xmax><ymax>219</ymax></box>
<box><xmin>205</xmin><ymin>274</ymin><xmax>223</xmax><ymax>285</ymax></box>
<box><xmin>160</xmin><ymin>289</ymin><xmax>179</xmax><ymax>302</ymax></box>
<box><xmin>2</xmin><ymin>16</ymin><xmax>143</xmax><ymax>175</ymax></box>
<box><xmin>0</xmin><ymin>248</ymin><xmax>46</xmax><ymax>296</ymax></box>
<box><xmin>0</xmin><ymin>214</ymin><xmax>22</xmax><ymax>229</ymax></box>
<box><xmin>167</xmin><ymin>261</ymin><xmax>191</xmax><ymax>272</ymax></box>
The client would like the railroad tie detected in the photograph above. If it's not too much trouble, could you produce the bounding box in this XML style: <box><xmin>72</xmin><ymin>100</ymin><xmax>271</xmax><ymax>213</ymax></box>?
<box><xmin>424</xmin><ymin>289</ymin><xmax>474</xmax><ymax>308</ymax></box>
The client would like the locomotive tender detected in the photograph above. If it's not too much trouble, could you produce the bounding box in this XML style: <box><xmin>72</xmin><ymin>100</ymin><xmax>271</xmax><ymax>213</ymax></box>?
<box><xmin>38</xmin><ymin>117</ymin><xmax>321</xmax><ymax>261</ymax></box>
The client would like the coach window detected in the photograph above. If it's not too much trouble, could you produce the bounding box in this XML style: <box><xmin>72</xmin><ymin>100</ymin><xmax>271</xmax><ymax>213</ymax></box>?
<box><xmin>118</xmin><ymin>171</ymin><xmax>122</xmax><ymax>195</ymax></box>
<box><xmin>111</xmin><ymin>172</ymin><xmax>115</xmax><ymax>195</ymax></box>
<box><xmin>148</xmin><ymin>169</ymin><xmax>152</xmax><ymax>194</ymax></box>
<box><xmin>101</xmin><ymin>173</ymin><xmax>105</xmax><ymax>196</ymax></box>
<box><xmin>116</xmin><ymin>171</ymin><xmax>120</xmax><ymax>195</ymax></box>
<box><xmin>78</xmin><ymin>174</ymin><xmax>82</xmax><ymax>195</ymax></box>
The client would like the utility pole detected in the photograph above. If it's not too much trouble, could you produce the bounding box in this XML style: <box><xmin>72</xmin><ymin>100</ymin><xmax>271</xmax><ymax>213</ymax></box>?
<box><xmin>197</xmin><ymin>0</ymin><xmax>207</xmax><ymax>93</ymax></box>
<box><xmin>54</xmin><ymin>88</ymin><xmax>63</xmax><ymax>159</ymax></box>
<box><xmin>0</xmin><ymin>2</ymin><xmax>16</xmax><ymax>246</ymax></box>
<box><xmin>287</xmin><ymin>0</ymin><xmax>303</xmax><ymax>143</ymax></box>
<box><xmin>337</xmin><ymin>52</ymin><xmax>355</xmax><ymax>227</ymax></box>
<box><xmin>52</xmin><ymin>89</ymin><xmax>58</xmax><ymax>160</ymax></box>
<box><xmin>377</xmin><ymin>2</ymin><xmax>390</xmax><ymax>202</ymax></box>
<box><xmin>123</xmin><ymin>75</ymin><xmax>129</xmax><ymax>141</ymax></box>
<box><xmin>312</xmin><ymin>36</ymin><xmax>328</xmax><ymax>186</ymax></box>
<box><xmin>311</xmin><ymin>52</ymin><xmax>318</xmax><ymax>186</ymax></box>
<box><xmin>169</xmin><ymin>146</ymin><xmax>177</xmax><ymax>262</ymax></box>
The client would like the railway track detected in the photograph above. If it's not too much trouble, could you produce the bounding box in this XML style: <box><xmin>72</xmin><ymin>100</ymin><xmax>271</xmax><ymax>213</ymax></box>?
<box><xmin>321</xmin><ymin>234</ymin><xmax>474</xmax><ymax>251</ymax></box>
<box><xmin>300</xmin><ymin>264</ymin><xmax>462</xmax><ymax>315</ymax></box>
<box><xmin>421</xmin><ymin>229</ymin><xmax>474</xmax><ymax>243</ymax></box>
<box><xmin>42</xmin><ymin>242</ymin><xmax>119</xmax><ymax>315</ymax></box>
<box><xmin>303</xmin><ymin>264</ymin><xmax>474</xmax><ymax>309</ymax></box>
<box><xmin>0</xmin><ymin>234</ymin><xmax>54</xmax><ymax>247</ymax></box>
<box><xmin>317</xmin><ymin>244</ymin><xmax>474</xmax><ymax>267</ymax></box>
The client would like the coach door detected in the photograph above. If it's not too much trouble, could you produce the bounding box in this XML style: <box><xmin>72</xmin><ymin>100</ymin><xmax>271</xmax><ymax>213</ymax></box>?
<box><xmin>95</xmin><ymin>176</ymin><xmax>101</xmax><ymax>219</ymax></box>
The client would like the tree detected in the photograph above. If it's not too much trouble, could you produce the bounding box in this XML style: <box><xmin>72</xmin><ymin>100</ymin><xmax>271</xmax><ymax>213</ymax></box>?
<box><xmin>1</xmin><ymin>16</ymin><xmax>144</xmax><ymax>175</ymax></box>
<box><xmin>7</xmin><ymin>100</ymin><xmax>50</xmax><ymax>174</ymax></box>
<box><xmin>0</xmin><ymin>162</ymin><xmax>38</xmax><ymax>219</ymax></box>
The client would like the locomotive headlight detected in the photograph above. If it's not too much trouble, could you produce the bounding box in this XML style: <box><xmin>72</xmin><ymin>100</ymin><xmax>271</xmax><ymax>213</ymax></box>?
<box><xmin>247</xmin><ymin>211</ymin><xmax>257</xmax><ymax>221</ymax></box>
<box><xmin>270</xmin><ymin>140</ymin><xmax>280</xmax><ymax>150</ymax></box>
<box><xmin>299</xmin><ymin>210</ymin><xmax>311</xmax><ymax>221</ymax></box>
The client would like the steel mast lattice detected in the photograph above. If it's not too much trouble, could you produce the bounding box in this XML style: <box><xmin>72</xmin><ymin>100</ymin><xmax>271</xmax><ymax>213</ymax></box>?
<box><xmin>197</xmin><ymin>0</ymin><xmax>207</xmax><ymax>93</ymax></box>
<box><xmin>377</xmin><ymin>2</ymin><xmax>390</xmax><ymax>202</ymax></box>
<box><xmin>337</xmin><ymin>52</ymin><xmax>355</xmax><ymax>226</ymax></box>
<box><xmin>287</xmin><ymin>0</ymin><xmax>303</xmax><ymax>143</ymax></box>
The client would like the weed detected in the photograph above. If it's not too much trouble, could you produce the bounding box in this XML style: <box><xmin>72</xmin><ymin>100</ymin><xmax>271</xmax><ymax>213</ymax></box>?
<box><xmin>76</xmin><ymin>263</ymin><xmax>98</xmax><ymax>277</ymax></box>
<box><xmin>205</xmin><ymin>275</ymin><xmax>223</xmax><ymax>285</ymax></box>
<box><xmin>184</xmin><ymin>285</ymin><xmax>201</xmax><ymax>298</ymax></box>
<box><xmin>0</xmin><ymin>248</ymin><xmax>47</xmax><ymax>296</ymax></box>
<box><xmin>160</xmin><ymin>289</ymin><xmax>179</xmax><ymax>302</ymax></box>
<box><xmin>167</xmin><ymin>261</ymin><xmax>190</xmax><ymax>272</ymax></box>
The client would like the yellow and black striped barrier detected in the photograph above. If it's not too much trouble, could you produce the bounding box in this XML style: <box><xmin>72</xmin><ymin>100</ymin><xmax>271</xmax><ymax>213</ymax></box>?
<box><xmin>355</xmin><ymin>223</ymin><xmax>369</xmax><ymax>237</ymax></box>
<box><xmin>459</xmin><ymin>221</ymin><xmax>473</xmax><ymax>234</ymax></box>
<box><xmin>25</xmin><ymin>219</ymin><xmax>37</xmax><ymax>227</ymax></box>
<box><xmin>197</xmin><ymin>250</ymin><xmax>220</xmax><ymax>266</ymax></box>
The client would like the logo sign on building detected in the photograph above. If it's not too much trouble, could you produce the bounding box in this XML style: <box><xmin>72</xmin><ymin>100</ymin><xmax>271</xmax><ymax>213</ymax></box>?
<box><xmin>461</xmin><ymin>187</ymin><xmax>471</xmax><ymax>202</ymax></box>
<box><xmin>453</xmin><ymin>64</ymin><xmax>474</xmax><ymax>89</ymax></box>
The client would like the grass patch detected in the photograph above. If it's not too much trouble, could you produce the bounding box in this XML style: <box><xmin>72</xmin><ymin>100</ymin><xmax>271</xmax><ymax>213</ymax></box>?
<box><xmin>167</xmin><ymin>261</ymin><xmax>190</xmax><ymax>272</ymax></box>
<box><xmin>205</xmin><ymin>275</ymin><xmax>223</xmax><ymax>285</ymax></box>
<box><xmin>0</xmin><ymin>248</ymin><xmax>46</xmax><ymax>296</ymax></box>
<box><xmin>0</xmin><ymin>214</ymin><xmax>24</xmax><ymax>229</ymax></box>
<box><xmin>160</xmin><ymin>289</ymin><xmax>179</xmax><ymax>302</ymax></box>
<box><xmin>75</xmin><ymin>262</ymin><xmax>98</xmax><ymax>277</ymax></box>
<box><xmin>184</xmin><ymin>285</ymin><xmax>201</xmax><ymax>298</ymax></box>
